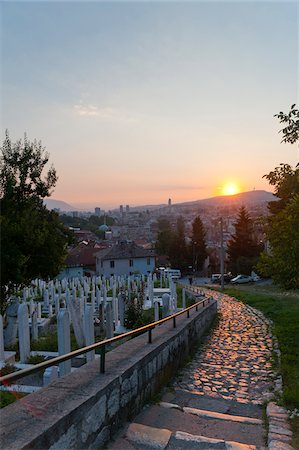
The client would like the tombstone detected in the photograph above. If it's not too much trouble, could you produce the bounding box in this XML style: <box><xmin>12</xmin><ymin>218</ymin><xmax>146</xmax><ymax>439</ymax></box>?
<box><xmin>43</xmin><ymin>366</ymin><xmax>59</xmax><ymax>386</ymax></box>
<box><xmin>127</xmin><ymin>276</ymin><xmax>131</xmax><ymax>301</ymax></box>
<box><xmin>37</xmin><ymin>302</ymin><xmax>42</xmax><ymax>319</ymax></box>
<box><xmin>118</xmin><ymin>293</ymin><xmax>126</xmax><ymax>328</ymax></box>
<box><xmin>57</xmin><ymin>309</ymin><xmax>71</xmax><ymax>376</ymax></box>
<box><xmin>182</xmin><ymin>288</ymin><xmax>186</xmax><ymax>309</ymax></box>
<box><xmin>43</xmin><ymin>289</ymin><xmax>49</xmax><ymax>311</ymax></box>
<box><xmin>48</xmin><ymin>304</ymin><xmax>53</xmax><ymax>317</ymax></box>
<box><xmin>97</xmin><ymin>303</ymin><xmax>105</xmax><ymax>336</ymax></box>
<box><xmin>83</xmin><ymin>306</ymin><xmax>95</xmax><ymax>362</ymax></box>
<box><xmin>0</xmin><ymin>314</ymin><xmax>5</xmax><ymax>361</ymax></box>
<box><xmin>79</xmin><ymin>297</ymin><xmax>84</xmax><ymax>317</ymax></box>
<box><xmin>112</xmin><ymin>296</ymin><xmax>118</xmax><ymax>328</ymax></box>
<box><xmin>4</xmin><ymin>299</ymin><xmax>20</xmax><ymax>347</ymax></box>
<box><xmin>105</xmin><ymin>303</ymin><xmax>114</xmax><ymax>339</ymax></box>
<box><xmin>96</xmin><ymin>287</ymin><xmax>101</xmax><ymax>307</ymax></box>
<box><xmin>154</xmin><ymin>301</ymin><xmax>159</xmax><ymax>322</ymax></box>
<box><xmin>29</xmin><ymin>299</ymin><xmax>35</xmax><ymax>316</ymax></box>
<box><xmin>162</xmin><ymin>293</ymin><xmax>170</xmax><ymax>319</ymax></box>
<box><xmin>31</xmin><ymin>311</ymin><xmax>38</xmax><ymax>341</ymax></box>
<box><xmin>91</xmin><ymin>290</ymin><xmax>96</xmax><ymax>313</ymax></box>
<box><xmin>18</xmin><ymin>303</ymin><xmax>31</xmax><ymax>363</ymax></box>
<box><xmin>66</xmin><ymin>294</ymin><xmax>84</xmax><ymax>348</ymax></box>
<box><xmin>55</xmin><ymin>294</ymin><xmax>60</xmax><ymax>316</ymax></box>
<box><xmin>102</xmin><ymin>285</ymin><xmax>107</xmax><ymax>308</ymax></box>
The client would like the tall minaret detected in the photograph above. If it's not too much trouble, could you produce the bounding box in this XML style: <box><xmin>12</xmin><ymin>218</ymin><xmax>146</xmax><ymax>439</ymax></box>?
<box><xmin>168</xmin><ymin>198</ymin><xmax>172</xmax><ymax>213</ymax></box>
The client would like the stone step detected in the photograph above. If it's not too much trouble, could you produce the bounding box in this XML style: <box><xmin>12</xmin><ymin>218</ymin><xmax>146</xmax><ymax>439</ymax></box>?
<box><xmin>159</xmin><ymin>402</ymin><xmax>262</xmax><ymax>425</ymax></box>
<box><xmin>122</xmin><ymin>423</ymin><xmax>261</xmax><ymax>450</ymax></box>
<box><xmin>162</xmin><ymin>389</ymin><xmax>263</xmax><ymax>419</ymax></box>
<box><xmin>127</xmin><ymin>403</ymin><xmax>265</xmax><ymax>447</ymax></box>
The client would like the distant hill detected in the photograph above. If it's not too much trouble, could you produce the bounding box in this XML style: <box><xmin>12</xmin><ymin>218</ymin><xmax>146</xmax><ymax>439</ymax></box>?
<box><xmin>44</xmin><ymin>199</ymin><xmax>76</xmax><ymax>212</ymax></box>
<box><xmin>44</xmin><ymin>190</ymin><xmax>277</xmax><ymax>213</ymax></box>
<box><xmin>176</xmin><ymin>190</ymin><xmax>277</xmax><ymax>208</ymax></box>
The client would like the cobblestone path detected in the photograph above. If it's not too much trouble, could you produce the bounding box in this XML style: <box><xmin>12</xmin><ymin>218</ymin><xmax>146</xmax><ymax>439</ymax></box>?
<box><xmin>173</xmin><ymin>291</ymin><xmax>275</xmax><ymax>405</ymax></box>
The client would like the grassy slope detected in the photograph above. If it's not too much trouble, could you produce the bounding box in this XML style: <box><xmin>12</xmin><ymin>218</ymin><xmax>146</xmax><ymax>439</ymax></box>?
<box><xmin>222</xmin><ymin>284</ymin><xmax>299</xmax><ymax>448</ymax></box>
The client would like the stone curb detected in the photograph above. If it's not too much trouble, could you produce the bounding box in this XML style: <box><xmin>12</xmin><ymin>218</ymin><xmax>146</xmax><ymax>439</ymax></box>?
<box><xmin>174</xmin><ymin>430</ymin><xmax>257</xmax><ymax>449</ymax></box>
<box><xmin>159</xmin><ymin>401</ymin><xmax>262</xmax><ymax>425</ymax></box>
<box><xmin>266</xmin><ymin>402</ymin><xmax>295</xmax><ymax>449</ymax></box>
<box><xmin>183</xmin><ymin>406</ymin><xmax>263</xmax><ymax>425</ymax></box>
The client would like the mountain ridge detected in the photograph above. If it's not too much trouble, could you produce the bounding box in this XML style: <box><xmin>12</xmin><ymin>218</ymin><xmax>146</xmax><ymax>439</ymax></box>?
<box><xmin>44</xmin><ymin>190</ymin><xmax>277</xmax><ymax>212</ymax></box>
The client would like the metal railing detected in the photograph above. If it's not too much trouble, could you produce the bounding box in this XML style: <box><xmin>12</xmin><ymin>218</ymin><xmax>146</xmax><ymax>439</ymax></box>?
<box><xmin>0</xmin><ymin>294</ymin><xmax>212</xmax><ymax>386</ymax></box>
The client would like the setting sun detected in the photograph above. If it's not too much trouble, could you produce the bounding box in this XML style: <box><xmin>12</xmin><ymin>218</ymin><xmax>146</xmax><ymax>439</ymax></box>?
<box><xmin>222</xmin><ymin>182</ymin><xmax>240</xmax><ymax>196</ymax></box>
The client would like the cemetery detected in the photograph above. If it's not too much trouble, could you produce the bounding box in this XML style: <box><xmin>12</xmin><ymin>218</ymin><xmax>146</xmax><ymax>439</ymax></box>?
<box><xmin>0</xmin><ymin>272</ymin><xmax>201</xmax><ymax>406</ymax></box>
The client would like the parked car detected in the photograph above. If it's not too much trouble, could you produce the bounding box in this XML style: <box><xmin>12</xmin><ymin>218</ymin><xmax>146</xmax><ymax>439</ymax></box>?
<box><xmin>231</xmin><ymin>274</ymin><xmax>253</xmax><ymax>284</ymax></box>
<box><xmin>211</xmin><ymin>273</ymin><xmax>233</xmax><ymax>284</ymax></box>
<box><xmin>164</xmin><ymin>268</ymin><xmax>181</xmax><ymax>279</ymax></box>
<box><xmin>211</xmin><ymin>274</ymin><xmax>221</xmax><ymax>283</ymax></box>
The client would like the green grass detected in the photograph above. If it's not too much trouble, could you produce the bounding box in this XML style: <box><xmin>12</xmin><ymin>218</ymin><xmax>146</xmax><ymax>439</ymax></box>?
<box><xmin>222</xmin><ymin>284</ymin><xmax>299</xmax><ymax>448</ymax></box>
<box><xmin>0</xmin><ymin>391</ymin><xmax>27</xmax><ymax>408</ymax></box>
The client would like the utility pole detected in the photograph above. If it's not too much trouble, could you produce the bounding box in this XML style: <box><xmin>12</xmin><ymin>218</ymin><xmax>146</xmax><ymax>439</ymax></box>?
<box><xmin>220</xmin><ymin>217</ymin><xmax>224</xmax><ymax>292</ymax></box>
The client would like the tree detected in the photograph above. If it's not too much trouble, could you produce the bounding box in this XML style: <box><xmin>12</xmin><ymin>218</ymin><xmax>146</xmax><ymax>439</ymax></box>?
<box><xmin>257</xmin><ymin>105</ymin><xmax>299</xmax><ymax>288</ymax></box>
<box><xmin>257</xmin><ymin>195</ymin><xmax>299</xmax><ymax>289</ymax></box>
<box><xmin>190</xmin><ymin>216</ymin><xmax>207</xmax><ymax>272</ymax></box>
<box><xmin>274</xmin><ymin>103</ymin><xmax>299</xmax><ymax>145</ymax></box>
<box><xmin>263</xmin><ymin>163</ymin><xmax>299</xmax><ymax>214</ymax></box>
<box><xmin>168</xmin><ymin>216</ymin><xmax>189</xmax><ymax>272</ymax></box>
<box><xmin>155</xmin><ymin>218</ymin><xmax>174</xmax><ymax>256</ymax></box>
<box><xmin>0</xmin><ymin>131</ymin><xmax>72</xmax><ymax>313</ymax></box>
<box><xmin>227</xmin><ymin>207</ymin><xmax>263</xmax><ymax>275</ymax></box>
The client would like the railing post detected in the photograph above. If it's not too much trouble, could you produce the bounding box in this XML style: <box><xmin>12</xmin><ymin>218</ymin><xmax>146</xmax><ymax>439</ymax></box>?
<box><xmin>196</xmin><ymin>304</ymin><xmax>198</xmax><ymax>311</ymax></box>
<box><xmin>100</xmin><ymin>345</ymin><xmax>105</xmax><ymax>373</ymax></box>
<box><xmin>173</xmin><ymin>317</ymin><xmax>176</xmax><ymax>328</ymax></box>
<box><xmin>203</xmin><ymin>300</ymin><xmax>205</xmax><ymax>307</ymax></box>
<box><xmin>187</xmin><ymin>309</ymin><xmax>190</xmax><ymax>318</ymax></box>
<box><xmin>148</xmin><ymin>328</ymin><xmax>152</xmax><ymax>344</ymax></box>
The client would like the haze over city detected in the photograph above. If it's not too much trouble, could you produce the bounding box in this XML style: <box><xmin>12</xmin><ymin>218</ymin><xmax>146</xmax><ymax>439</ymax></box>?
<box><xmin>2</xmin><ymin>1</ymin><xmax>298</xmax><ymax>209</ymax></box>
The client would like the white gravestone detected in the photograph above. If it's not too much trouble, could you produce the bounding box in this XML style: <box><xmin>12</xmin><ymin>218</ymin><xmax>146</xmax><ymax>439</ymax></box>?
<box><xmin>105</xmin><ymin>303</ymin><xmax>114</xmax><ymax>339</ymax></box>
<box><xmin>83</xmin><ymin>306</ymin><xmax>95</xmax><ymax>362</ymax></box>
<box><xmin>31</xmin><ymin>311</ymin><xmax>38</xmax><ymax>341</ymax></box>
<box><xmin>66</xmin><ymin>294</ymin><xmax>84</xmax><ymax>347</ymax></box>
<box><xmin>43</xmin><ymin>366</ymin><xmax>59</xmax><ymax>386</ymax></box>
<box><xmin>58</xmin><ymin>309</ymin><xmax>71</xmax><ymax>376</ymax></box>
<box><xmin>162</xmin><ymin>293</ymin><xmax>170</xmax><ymax>319</ymax></box>
<box><xmin>18</xmin><ymin>303</ymin><xmax>31</xmax><ymax>363</ymax></box>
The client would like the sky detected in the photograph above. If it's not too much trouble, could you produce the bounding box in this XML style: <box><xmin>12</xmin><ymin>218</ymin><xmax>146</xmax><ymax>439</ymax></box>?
<box><xmin>1</xmin><ymin>0</ymin><xmax>298</xmax><ymax>210</ymax></box>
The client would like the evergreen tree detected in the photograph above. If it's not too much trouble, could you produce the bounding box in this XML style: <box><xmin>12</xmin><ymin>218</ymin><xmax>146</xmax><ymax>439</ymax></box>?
<box><xmin>155</xmin><ymin>218</ymin><xmax>174</xmax><ymax>256</ymax></box>
<box><xmin>227</xmin><ymin>207</ymin><xmax>263</xmax><ymax>275</ymax></box>
<box><xmin>169</xmin><ymin>216</ymin><xmax>189</xmax><ymax>272</ymax></box>
<box><xmin>0</xmin><ymin>131</ymin><xmax>72</xmax><ymax>313</ymax></box>
<box><xmin>190</xmin><ymin>216</ymin><xmax>207</xmax><ymax>272</ymax></box>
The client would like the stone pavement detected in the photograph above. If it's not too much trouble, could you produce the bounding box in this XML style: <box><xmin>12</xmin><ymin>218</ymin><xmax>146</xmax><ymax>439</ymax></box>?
<box><xmin>107</xmin><ymin>290</ymin><xmax>294</xmax><ymax>449</ymax></box>
<box><xmin>172</xmin><ymin>291</ymin><xmax>274</xmax><ymax>405</ymax></box>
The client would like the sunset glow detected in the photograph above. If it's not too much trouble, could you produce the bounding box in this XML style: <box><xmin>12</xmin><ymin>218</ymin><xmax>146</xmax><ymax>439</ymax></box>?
<box><xmin>222</xmin><ymin>183</ymin><xmax>240</xmax><ymax>196</ymax></box>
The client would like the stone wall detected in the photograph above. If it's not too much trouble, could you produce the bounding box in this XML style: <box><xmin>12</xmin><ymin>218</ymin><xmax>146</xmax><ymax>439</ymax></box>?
<box><xmin>0</xmin><ymin>300</ymin><xmax>217</xmax><ymax>449</ymax></box>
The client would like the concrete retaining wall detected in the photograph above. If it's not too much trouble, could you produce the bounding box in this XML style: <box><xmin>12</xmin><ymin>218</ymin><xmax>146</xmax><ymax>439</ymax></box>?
<box><xmin>0</xmin><ymin>300</ymin><xmax>217</xmax><ymax>449</ymax></box>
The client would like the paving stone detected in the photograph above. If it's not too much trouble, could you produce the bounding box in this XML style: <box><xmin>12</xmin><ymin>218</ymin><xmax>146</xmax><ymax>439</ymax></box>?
<box><xmin>126</xmin><ymin>423</ymin><xmax>171</xmax><ymax>449</ymax></box>
<box><xmin>268</xmin><ymin>440</ymin><xmax>294</xmax><ymax>450</ymax></box>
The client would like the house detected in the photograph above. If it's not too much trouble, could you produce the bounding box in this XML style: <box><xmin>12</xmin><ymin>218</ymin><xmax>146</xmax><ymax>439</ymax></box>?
<box><xmin>57</xmin><ymin>241</ymin><xmax>111</xmax><ymax>279</ymax></box>
<box><xmin>95</xmin><ymin>241</ymin><xmax>156</xmax><ymax>277</ymax></box>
